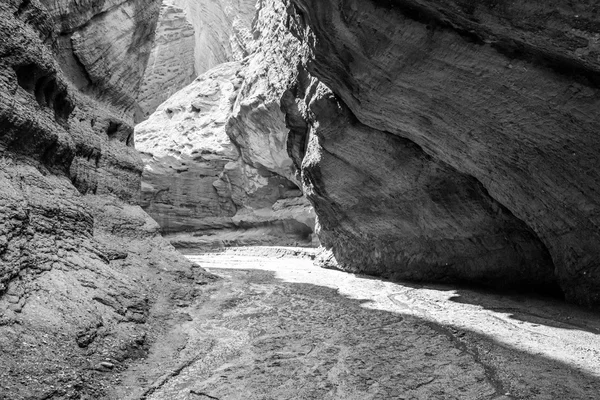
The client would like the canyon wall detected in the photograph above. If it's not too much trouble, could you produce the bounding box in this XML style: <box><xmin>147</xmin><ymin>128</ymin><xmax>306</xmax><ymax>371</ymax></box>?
<box><xmin>136</xmin><ymin>0</ymin><xmax>315</xmax><ymax>249</ymax></box>
<box><xmin>0</xmin><ymin>0</ymin><xmax>212</xmax><ymax>397</ymax></box>
<box><xmin>173</xmin><ymin>0</ymin><xmax>257</xmax><ymax>73</ymax></box>
<box><xmin>283</xmin><ymin>0</ymin><xmax>600</xmax><ymax>307</ymax></box>
<box><xmin>137</xmin><ymin>1</ymin><xmax>196</xmax><ymax>120</ymax></box>
<box><xmin>137</xmin><ymin>0</ymin><xmax>257</xmax><ymax>119</ymax></box>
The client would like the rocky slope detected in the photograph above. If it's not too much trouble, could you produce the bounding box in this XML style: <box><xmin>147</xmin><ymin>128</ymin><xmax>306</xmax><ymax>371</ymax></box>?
<box><xmin>136</xmin><ymin>0</ymin><xmax>315</xmax><ymax>249</ymax></box>
<box><xmin>283</xmin><ymin>0</ymin><xmax>600</xmax><ymax>307</ymax></box>
<box><xmin>137</xmin><ymin>0</ymin><xmax>257</xmax><ymax>119</ymax></box>
<box><xmin>0</xmin><ymin>1</ymin><xmax>213</xmax><ymax>397</ymax></box>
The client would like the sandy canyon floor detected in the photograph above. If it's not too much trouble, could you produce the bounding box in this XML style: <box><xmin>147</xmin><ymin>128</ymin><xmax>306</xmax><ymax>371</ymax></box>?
<box><xmin>111</xmin><ymin>247</ymin><xmax>600</xmax><ymax>399</ymax></box>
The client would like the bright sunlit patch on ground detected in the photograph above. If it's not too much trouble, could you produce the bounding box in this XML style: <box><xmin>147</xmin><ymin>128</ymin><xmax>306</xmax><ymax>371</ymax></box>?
<box><xmin>187</xmin><ymin>247</ymin><xmax>600</xmax><ymax>379</ymax></box>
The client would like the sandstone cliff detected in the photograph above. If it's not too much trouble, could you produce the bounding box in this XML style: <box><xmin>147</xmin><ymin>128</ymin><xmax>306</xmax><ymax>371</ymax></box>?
<box><xmin>137</xmin><ymin>1</ymin><xmax>196</xmax><ymax>120</ymax></box>
<box><xmin>137</xmin><ymin>0</ymin><xmax>257</xmax><ymax>119</ymax></box>
<box><xmin>283</xmin><ymin>0</ymin><xmax>600</xmax><ymax>307</ymax></box>
<box><xmin>136</xmin><ymin>0</ymin><xmax>315</xmax><ymax>249</ymax></box>
<box><xmin>0</xmin><ymin>1</ymin><xmax>213</xmax><ymax>397</ymax></box>
<box><xmin>174</xmin><ymin>0</ymin><xmax>256</xmax><ymax>73</ymax></box>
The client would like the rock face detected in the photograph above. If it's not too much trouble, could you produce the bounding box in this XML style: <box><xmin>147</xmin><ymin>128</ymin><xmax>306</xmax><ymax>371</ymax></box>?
<box><xmin>0</xmin><ymin>0</ymin><xmax>213</xmax><ymax>397</ymax></box>
<box><xmin>137</xmin><ymin>1</ymin><xmax>196</xmax><ymax>120</ymax></box>
<box><xmin>136</xmin><ymin>60</ymin><xmax>315</xmax><ymax>249</ymax></box>
<box><xmin>137</xmin><ymin>0</ymin><xmax>257</xmax><ymax>119</ymax></box>
<box><xmin>175</xmin><ymin>0</ymin><xmax>256</xmax><ymax>73</ymax></box>
<box><xmin>284</xmin><ymin>0</ymin><xmax>600</xmax><ymax>306</ymax></box>
<box><xmin>284</xmin><ymin>69</ymin><xmax>557</xmax><ymax>292</ymax></box>
<box><xmin>136</xmin><ymin>0</ymin><xmax>315</xmax><ymax>249</ymax></box>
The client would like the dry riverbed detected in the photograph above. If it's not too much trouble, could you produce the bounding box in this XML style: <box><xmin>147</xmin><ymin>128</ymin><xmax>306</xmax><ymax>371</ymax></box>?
<box><xmin>112</xmin><ymin>247</ymin><xmax>600</xmax><ymax>399</ymax></box>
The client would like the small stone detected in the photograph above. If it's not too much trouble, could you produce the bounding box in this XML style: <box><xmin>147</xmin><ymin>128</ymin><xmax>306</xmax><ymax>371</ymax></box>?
<box><xmin>100</xmin><ymin>362</ymin><xmax>114</xmax><ymax>369</ymax></box>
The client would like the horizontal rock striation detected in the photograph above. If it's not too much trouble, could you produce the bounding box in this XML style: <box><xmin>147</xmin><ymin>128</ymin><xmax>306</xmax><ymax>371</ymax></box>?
<box><xmin>137</xmin><ymin>0</ymin><xmax>257</xmax><ymax>119</ymax></box>
<box><xmin>0</xmin><ymin>0</ymin><xmax>212</xmax><ymax>396</ymax></box>
<box><xmin>136</xmin><ymin>60</ymin><xmax>315</xmax><ymax>248</ymax></box>
<box><xmin>283</xmin><ymin>68</ymin><xmax>557</xmax><ymax>291</ymax></box>
<box><xmin>137</xmin><ymin>1</ymin><xmax>196</xmax><ymax>120</ymax></box>
<box><xmin>285</xmin><ymin>0</ymin><xmax>600</xmax><ymax>306</ymax></box>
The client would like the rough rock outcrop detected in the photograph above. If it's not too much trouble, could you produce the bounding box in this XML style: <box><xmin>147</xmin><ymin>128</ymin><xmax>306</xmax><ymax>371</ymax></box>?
<box><xmin>284</xmin><ymin>0</ymin><xmax>600</xmax><ymax>306</ymax></box>
<box><xmin>0</xmin><ymin>1</ymin><xmax>213</xmax><ymax>397</ymax></box>
<box><xmin>137</xmin><ymin>0</ymin><xmax>257</xmax><ymax>119</ymax></box>
<box><xmin>136</xmin><ymin>60</ymin><xmax>314</xmax><ymax>248</ymax></box>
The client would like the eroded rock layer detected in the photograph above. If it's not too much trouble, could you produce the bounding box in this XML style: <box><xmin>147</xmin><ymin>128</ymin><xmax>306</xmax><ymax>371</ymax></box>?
<box><xmin>136</xmin><ymin>0</ymin><xmax>315</xmax><ymax>249</ymax></box>
<box><xmin>136</xmin><ymin>62</ymin><xmax>314</xmax><ymax>248</ymax></box>
<box><xmin>284</xmin><ymin>69</ymin><xmax>557</xmax><ymax>292</ymax></box>
<box><xmin>0</xmin><ymin>1</ymin><xmax>213</xmax><ymax>397</ymax></box>
<box><xmin>137</xmin><ymin>0</ymin><xmax>257</xmax><ymax>119</ymax></box>
<box><xmin>137</xmin><ymin>1</ymin><xmax>196</xmax><ymax>120</ymax></box>
<box><xmin>285</xmin><ymin>0</ymin><xmax>600</xmax><ymax>306</ymax></box>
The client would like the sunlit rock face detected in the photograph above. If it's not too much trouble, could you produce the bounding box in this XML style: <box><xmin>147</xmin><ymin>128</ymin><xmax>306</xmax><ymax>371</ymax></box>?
<box><xmin>0</xmin><ymin>1</ymin><xmax>211</xmax><ymax>396</ymax></box>
<box><xmin>284</xmin><ymin>0</ymin><xmax>600</xmax><ymax>306</ymax></box>
<box><xmin>136</xmin><ymin>61</ymin><xmax>315</xmax><ymax>248</ymax></box>
<box><xmin>137</xmin><ymin>0</ymin><xmax>257</xmax><ymax>119</ymax></box>
<box><xmin>137</xmin><ymin>1</ymin><xmax>196</xmax><ymax>120</ymax></box>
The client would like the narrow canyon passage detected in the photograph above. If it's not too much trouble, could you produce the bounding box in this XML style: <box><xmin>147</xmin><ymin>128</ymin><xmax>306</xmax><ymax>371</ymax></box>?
<box><xmin>111</xmin><ymin>248</ymin><xmax>600</xmax><ymax>400</ymax></box>
<box><xmin>4</xmin><ymin>0</ymin><xmax>600</xmax><ymax>398</ymax></box>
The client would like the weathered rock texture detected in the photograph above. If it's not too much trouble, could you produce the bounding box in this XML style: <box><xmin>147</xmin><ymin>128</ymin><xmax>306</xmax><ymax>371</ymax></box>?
<box><xmin>284</xmin><ymin>0</ymin><xmax>600</xmax><ymax>306</ymax></box>
<box><xmin>176</xmin><ymin>0</ymin><xmax>256</xmax><ymax>73</ymax></box>
<box><xmin>0</xmin><ymin>1</ymin><xmax>213</xmax><ymax>397</ymax></box>
<box><xmin>136</xmin><ymin>0</ymin><xmax>315</xmax><ymax>249</ymax></box>
<box><xmin>137</xmin><ymin>1</ymin><xmax>196</xmax><ymax>120</ymax></box>
<box><xmin>284</xmin><ymin>70</ymin><xmax>557</xmax><ymax>292</ymax></box>
<box><xmin>137</xmin><ymin>0</ymin><xmax>257</xmax><ymax>119</ymax></box>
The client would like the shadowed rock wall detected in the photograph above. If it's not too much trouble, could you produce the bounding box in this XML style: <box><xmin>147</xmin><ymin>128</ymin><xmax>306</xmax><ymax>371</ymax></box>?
<box><xmin>283</xmin><ymin>0</ymin><xmax>600</xmax><ymax>306</ymax></box>
<box><xmin>283</xmin><ymin>68</ymin><xmax>557</xmax><ymax>292</ymax></box>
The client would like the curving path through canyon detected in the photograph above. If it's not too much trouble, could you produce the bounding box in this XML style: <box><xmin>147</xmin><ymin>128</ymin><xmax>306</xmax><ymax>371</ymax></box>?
<box><xmin>112</xmin><ymin>247</ymin><xmax>600</xmax><ymax>399</ymax></box>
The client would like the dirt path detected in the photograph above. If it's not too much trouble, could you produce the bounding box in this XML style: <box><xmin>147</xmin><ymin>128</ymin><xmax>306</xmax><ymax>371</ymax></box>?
<box><xmin>112</xmin><ymin>247</ymin><xmax>600</xmax><ymax>399</ymax></box>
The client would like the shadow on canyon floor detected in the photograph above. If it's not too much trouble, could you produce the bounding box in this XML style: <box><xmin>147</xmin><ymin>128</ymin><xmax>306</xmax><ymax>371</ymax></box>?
<box><xmin>396</xmin><ymin>279</ymin><xmax>600</xmax><ymax>335</ymax></box>
<box><xmin>115</xmin><ymin>258</ymin><xmax>600</xmax><ymax>399</ymax></box>
<box><xmin>448</xmin><ymin>289</ymin><xmax>600</xmax><ymax>335</ymax></box>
